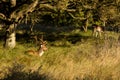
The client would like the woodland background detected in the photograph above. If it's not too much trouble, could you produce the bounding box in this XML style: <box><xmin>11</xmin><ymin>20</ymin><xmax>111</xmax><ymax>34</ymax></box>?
<box><xmin>0</xmin><ymin>0</ymin><xmax>120</xmax><ymax>80</ymax></box>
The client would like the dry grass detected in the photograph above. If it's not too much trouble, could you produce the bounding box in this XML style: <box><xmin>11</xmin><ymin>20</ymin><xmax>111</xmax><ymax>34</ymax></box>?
<box><xmin>0</xmin><ymin>32</ymin><xmax>120</xmax><ymax>80</ymax></box>
<box><xmin>39</xmin><ymin>39</ymin><xmax>120</xmax><ymax>80</ymax></box>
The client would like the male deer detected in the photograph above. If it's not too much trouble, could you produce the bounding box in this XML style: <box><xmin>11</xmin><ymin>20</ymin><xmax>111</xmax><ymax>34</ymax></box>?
<box><xmin>92</xmin><ymin>25</ymin><xmax>104</xmax><ymax>38</ymax></box>
<box><xmin>26</xmin><ymin>36</ymin><xmax>47</xmax><ymax>57</ymax></box>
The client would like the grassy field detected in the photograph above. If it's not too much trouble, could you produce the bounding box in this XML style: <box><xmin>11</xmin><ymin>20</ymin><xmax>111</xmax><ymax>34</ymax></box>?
<box><xmin>0</xmin><ymin>30</ymin><xmax>120</xmax><ymax>80</ymax></box>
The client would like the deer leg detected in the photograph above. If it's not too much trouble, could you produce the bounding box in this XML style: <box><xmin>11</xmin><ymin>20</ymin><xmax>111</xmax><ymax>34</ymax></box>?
<box><xmin>95</xmin><ymin>32</ymin><xmax>98</xmax><ymax>37</ymax></box>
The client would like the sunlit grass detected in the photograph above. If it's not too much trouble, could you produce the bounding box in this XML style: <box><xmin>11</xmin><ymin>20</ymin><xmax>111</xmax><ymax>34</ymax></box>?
<box><xmin>0</xmin><ymin>31</ymin><xmax>120</xmax><ymax>80</ymax></box>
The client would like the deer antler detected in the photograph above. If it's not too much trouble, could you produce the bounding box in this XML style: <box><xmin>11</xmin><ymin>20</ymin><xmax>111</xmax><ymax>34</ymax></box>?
<box><xmin>39</xmin><ymin>35</ymin><xmax>44</xmax><ymax>44</ymax></box>
<box><xmin>39</xmin><ymin>35</ymin><xmax>47</xmax><ymax>45</ymax></box>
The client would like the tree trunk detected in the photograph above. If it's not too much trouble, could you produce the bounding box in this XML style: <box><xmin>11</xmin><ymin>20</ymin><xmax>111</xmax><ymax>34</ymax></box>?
<box><xmin>4</xmin><ymin>24</ymin><xmax>16</xmax><ymax>49</ymax></box>
<box><xmin>82</xmin><ymin>26</ymin><xmax>88</xmax><ymax>32</ymax></box>
<box><xmin>10</xmin><ymin>0</ymin><xmax>16</xmax><ymax>7</ymax></box>
<box><xmin>103</xmin><ymin>20</ymin><xmax>106</xmax><ymax>27</ymax></box>
<box><xmin>83</xmin><ymin>19</ymin><xmax>88</xmax><ymax>32</ymax></box>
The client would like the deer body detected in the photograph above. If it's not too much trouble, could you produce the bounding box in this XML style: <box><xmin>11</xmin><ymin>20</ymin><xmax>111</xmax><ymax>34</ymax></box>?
<box><xmin>26</xmin><ymin>49</ymin><xmax>44</xmax><ymax>57</ymax></box>
<box><xmin>26</xmin><ymin>35</ymin><xmax>47</xmax><ymax>57</ymax></box>
<box><xmin>92</xmin><ymin>25</ymin><xmax>104</xmax><ymax>38</ymax></box>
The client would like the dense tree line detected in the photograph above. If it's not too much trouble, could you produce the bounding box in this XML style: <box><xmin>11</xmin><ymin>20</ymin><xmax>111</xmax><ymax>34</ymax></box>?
<box><xmin>0</xmin><ymin>0</ymin><xmax>120</xmax><ymax>49</ymax></box>
<box><xmin>32</xmin><ymin>0</ymin><xmax>120</xmax><ymax>31</ymax></box>
<box><xmin>0</xmin><ymin>0</ymin><xmax>119</xmax><ymax>31</ymax></box>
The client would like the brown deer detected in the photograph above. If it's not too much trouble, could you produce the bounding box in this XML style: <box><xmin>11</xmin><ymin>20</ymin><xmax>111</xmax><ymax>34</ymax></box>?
<box><xmin>92</xmin><ymin>25</ymin><xmax>104</xmax><ymax>38</ymax></box>
<box><xmin>26</xmin><ymin>35</ymin><xmax>47</xmax><ymax>56</ymax></box>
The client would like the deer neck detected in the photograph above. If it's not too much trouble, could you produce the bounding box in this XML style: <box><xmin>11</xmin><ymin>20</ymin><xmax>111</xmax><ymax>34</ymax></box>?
<box><xmin>38</xmin><ymin>48</ymin><xmax>44</xmax><ymax>56</ymax></box>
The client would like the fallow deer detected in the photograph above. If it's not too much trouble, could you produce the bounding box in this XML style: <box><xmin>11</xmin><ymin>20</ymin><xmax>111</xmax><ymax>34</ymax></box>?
<box><xmin>25</xmin><ymin>36</ymin><xmax>47</xmax><ymax>57</ymax></box>
<box><xmin>92</xmin><ymin>25</ymin><xmax>104</xmax><ymax>38</ymax></box>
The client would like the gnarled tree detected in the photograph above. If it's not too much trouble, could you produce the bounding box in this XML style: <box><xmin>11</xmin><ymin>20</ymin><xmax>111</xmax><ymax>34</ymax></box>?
<box><xmin>0</xmin><ymin>0</ymin><xmax>38</xmax><ymax>49</ymax></box>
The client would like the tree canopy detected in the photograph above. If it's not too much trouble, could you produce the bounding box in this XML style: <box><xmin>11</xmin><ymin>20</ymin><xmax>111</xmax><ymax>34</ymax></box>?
<box><xmin>0</xmin><ymin>0</ymin><xmax>120</xmax><ymax>30</ymax></box>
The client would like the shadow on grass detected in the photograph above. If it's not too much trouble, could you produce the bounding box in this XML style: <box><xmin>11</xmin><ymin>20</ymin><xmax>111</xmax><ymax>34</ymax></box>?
<box><xmin>15</xmin><ymin>31</ymin><xmax>91</xmax><ymax>46</ymax></box>
<box><xmin>2</xmin><ymin>63</ymin><xmax>51</xmax><ymax>80</ymax></box>
<box><xmin>3</xmin><ymin>71</ymin><xmax>50</xmax><ymax>80</ymax></box>
<box><xmin>46</xmin><ymin>33</ymin><xmax>90</xmax><ymax>44</ymax></box>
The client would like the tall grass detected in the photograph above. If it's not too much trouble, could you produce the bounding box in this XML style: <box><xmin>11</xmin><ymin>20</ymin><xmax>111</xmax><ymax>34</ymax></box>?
<box><xmin>40</xmin><ymin>38</ymin><xmax>120</xmax><ymax>80</ymax></box>
<box><xmin>0</xmin><ymin>31</ymin><xmax>120</xmax><ymax>80</ymax></box>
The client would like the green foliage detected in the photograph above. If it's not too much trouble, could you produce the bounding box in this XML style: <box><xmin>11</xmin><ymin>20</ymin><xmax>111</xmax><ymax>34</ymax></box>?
<box><xmin>0</xmin><ymin>0</ymin><xmax>120</xmax><ymax>31</ymax></box>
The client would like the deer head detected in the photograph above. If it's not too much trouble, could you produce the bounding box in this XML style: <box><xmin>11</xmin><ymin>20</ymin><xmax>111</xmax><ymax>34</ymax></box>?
<box><xmin>37</xmin><ymin>35</ymin><xmax>47</xmax><ymax>56</ymax></box>
<box><xmin>39</xmin><ymin>39</ymin><xmax>47</xmax><ymax>51</ymax></box>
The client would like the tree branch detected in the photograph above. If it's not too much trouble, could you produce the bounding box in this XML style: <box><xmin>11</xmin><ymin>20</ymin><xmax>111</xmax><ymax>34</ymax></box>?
<box><xmin>68</xmin><ymin>13</ymin><xmax>86</xmax><ymax>20</ymax></box>
<box><xmin>10</xmin><ymin>0</ymin><xmax>38</xmax><ymax>22</ymax></box>
<box><xmin>0</xmin><ymin>13</ymin><xmax>6</xmax><ymax>20</ymax></box>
